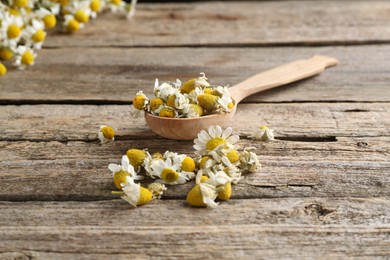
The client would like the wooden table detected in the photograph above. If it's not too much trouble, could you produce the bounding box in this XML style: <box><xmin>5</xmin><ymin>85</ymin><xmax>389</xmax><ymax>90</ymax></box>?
<box><xmin>1</xmin><ymin>1</ymin><xmax>389</xmax><ymax>258</ymax></box>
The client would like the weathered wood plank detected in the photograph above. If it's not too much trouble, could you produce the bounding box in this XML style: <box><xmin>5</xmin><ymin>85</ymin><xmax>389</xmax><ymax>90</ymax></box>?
<box><xmin>44</xmin><ymin>1</ymin><xmax>390</xmax><ymax>47</ymax></box>
<box><xmin>1</xmin><ymin>226</ymin><xmax>389</xmax><ymax>258</ymax></box>
<box><xmin>1</xmin><ymin>46</ymin><xmax>390</xmax><ymax>102</ymax></box>
<box><xmin>0</xmin><ymin>103</ymin><xmax>388</xmax><ymax>141</ymax></box>
<box><xmin>0</xmin><ymin>137</ymin><xmax>389</xmax><ymax>200</ymax></box>
<box><xmin>1</xmin><ymin>198</ymin><xmax>389</xmax><ymax>226</ymax></box>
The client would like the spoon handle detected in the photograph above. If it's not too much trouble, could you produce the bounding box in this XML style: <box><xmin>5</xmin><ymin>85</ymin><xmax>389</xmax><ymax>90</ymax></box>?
<box><xmin>228</xmin><ymin>55</ymin><xmax>339</xmax><ymax>104</ymax></box>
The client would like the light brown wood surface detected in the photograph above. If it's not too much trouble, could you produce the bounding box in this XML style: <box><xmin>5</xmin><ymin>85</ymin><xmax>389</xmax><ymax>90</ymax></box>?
<box><xmin>1</xmin><ymin>0</ymin><xmax>389</xmax><ymax>259</ymax></box>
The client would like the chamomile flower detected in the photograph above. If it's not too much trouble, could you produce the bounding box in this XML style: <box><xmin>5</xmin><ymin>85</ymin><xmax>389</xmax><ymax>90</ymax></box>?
<box><xmin>114</xmin><ymin>176</ymin><xmax>152</xmax><ymax>207</ymax></box>
<box><xmin>239</xmin><ymin>147</ymin><xmax>261</xmax><ymax>173</ymax></box>
<box><xmin>194</xmin><ymin>126</ymin><xmax>239</xmax><ymax>156</ymax></box>
<box><xmin>107</xmin><ymin>0</ymin><xmax>126</xmax><ymax>13</ymax></box>
<box><xmin>207</xmin><ymin>170</ymin><xmax>232</xmax><ymax>201</ymax></box>
<box><xmin>23</xmin><ymin>19</ymin><xmax>46</xmax><ymax>49</ymax></box>
<box><xmin>219</xmin><ymin>156</ymin><xmax>242</xmax><ymax>184</ymax></box>
<box><xmin>148</xmin><ymin>182</ymin><xmax>167</xmax><ymax>199</ymax></box>
<box><xmin>186</xmin><ymin>171</ymin><xmax>218</xmax><ymax>208</ymax></box>
<box><xmin>154</xmin><ymin>79</ymin><xmax>177</xmax><ymax>102</ymax></box>
<box><xmin>126</xmin><ymin>0</ymin><xmax>137</xmax><ymax>19</ymax></box>
<box><xmin>63</xmin><ymin>14</ymin><xmax>84</xmax><ymax>33</ymax></box>
<box><xmin>126</xmin><ymin>148</ymin><xmax>147</xmax><ymax>172</ymax></box>
<box><xmin>109</xmin><ymin>155</ymin><xmax>143</xmax><ymax>189</ymax></box>
<box><xmin>180</xmin><ymin>72</ymin><xmax>210</xmax><ymax>94</ymax></box>
<box><xmin>131</xmin><ymin>90</ymin><xmax>149</xmax><ymax>118</ymax></box>
<box><xmin>1</xmin><ymin>13</ymin><xmax>24</xmax><ymax>45</ymax></box>
<box><xmin>251</xmin><ymin>125</ymin><xmax>275</xmax><ymax>142</ymax></box>
<box><xmin>98</xmin><ymin>125</ymin><xmax>115</xmax><ymax>143</ymax></box>
<box><xmin>150</xmin><ymin>157</ymin><xmax>194</xmax><ymax>185</ymax></box>
<box><xmin>13</xmin><ymin>45</ymin><xmax>36</xmax><ymax>69</ymax></box>
<box><xmin>0</xmin><ymin>62</ymin><xmax>7</xmax><ymax>76</ymax></box>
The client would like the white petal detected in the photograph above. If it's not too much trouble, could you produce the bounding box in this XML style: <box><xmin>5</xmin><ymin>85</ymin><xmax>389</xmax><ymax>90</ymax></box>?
<box><xmin>108</xmin><ymin>164</ymin><xmax>121</xmax><ymax>173</ymax></box>
<box><xmin>227</xmin><ymin>134</ymin><xmax>239</xmax><ymax>144</ymax></box>
<box><xmin>215</xmin><ymin>126</ymin><xmax>222</xmax><ymax>137</ymax></box>
<box><xmin>222</xmin><ymin>127</ymin><xmax>233</xmax><ymax>139</ymax></box>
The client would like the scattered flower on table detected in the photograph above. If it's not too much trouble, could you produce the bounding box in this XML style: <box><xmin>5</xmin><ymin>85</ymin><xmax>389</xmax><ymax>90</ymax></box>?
<box><xmin>98</xmin><ymin>125</ymin><xmax>115</xmax><ymax>143</ymax></box>
<box><xmin>250</xmin><ymin>125</ymin><xmax>275</xmax><ymax>142</ymax></box>
<box><xmin>109</xmin><ymin>125</ymin><xmax>263</xmax><ymax>209</ymax></box>
<box><xmin>0</xmin><ymin>0</ymin><xmax>137</xmax><ymax>76</ymax></box>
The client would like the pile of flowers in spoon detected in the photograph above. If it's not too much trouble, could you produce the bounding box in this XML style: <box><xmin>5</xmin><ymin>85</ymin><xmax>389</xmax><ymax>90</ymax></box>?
<box><xmin>0</xmin><ymin>0</ymin><xmax>137</xmax><ymax>76</ymax></box>
<box><xmin>109</xmin><ymin>125</ymin><xmax>261</xmax><ymax>208</ymax></box>
<box><xmin>131</xmin><ymin>73</ymin><xmax>234</xmax><ymax>118</ymax></box>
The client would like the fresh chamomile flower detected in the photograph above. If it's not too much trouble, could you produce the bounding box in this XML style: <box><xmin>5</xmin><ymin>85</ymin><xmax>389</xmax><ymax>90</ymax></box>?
<box><xmin>126</xmin><ymin>148</ymin><xmax>147</xmax><ymax>172</ymax></box>
<box><xmin>0</xmin><ymin>63</ymin><xmax>7</xmax><ymax>76</ymax></box>
<box><xmin>150</xmin><ymin>157</ymin><xmax>194</xmax><ymax>185</ymax></box>
<box><xmin>108</xmin><ymin>155</ymin><xmax>143</xmax><ymax>189</ymax></box>
<box><xmin>36</xmin><ymin>7</ymin><xmax>59</xmax><ymax>29</ymax></box>
<box><xmin>194</xmin><ymin>125</ymin><xmax>239</xmax><ymax>156</ymax></box>
<box><xmin>239</xmin><ymin>147</ymin><xmax>261</xmax><ymax>173</ymax></box>
<box><xmin>0</xmin><ymin>47</ymin><xmax>14</xmax><ymax>61</ymax></box>
<box><xmin>251</xmin><ymin>125</ymin><xmax>275</xmax><ymax>142</ymax></box>
<box><xmin>23</xmin><ymin>19</ymin><xmax>46</xmax><ymax>49</ymax></box>
<box><xmin>1</xmin><ymin>13</ymin><xmax>24</xmax><ymax>45</ymax></box>
<box><xmin>70</xmin><ymin>1</ymin><xmax>92</xmax><ymax>24</ymax></box>
<box><xmin>113</xmin><ymin>176</ymin><xmax>152</xmax><ymax>207</ymax></box>
<box><xmin>98</xmin><ymin>125</ymin><xmax>115</xmax><ymax>143</ymax></box>
<box><xmin>13</xmin><ymin>45</ymin><xmax>36</xmax><ymax>69</ymax></box>
<box><xmin>63</xmin><ymin>14</ymin><xmax>84</xmax><ymax>33</ymax></box>
<box><xmin>186</xmin><ymin>171</ymin><xmax>218</xmax><ymax>208</ymax></box>
<box><xmin>148</xmin><ymin>182</ymin><xmax>167</xmax><ymax>199</ymax></box>
<box><xmin>107</xmin><ymin>0</ymin><xmax>126</xmax><ymax>13</ymax></box>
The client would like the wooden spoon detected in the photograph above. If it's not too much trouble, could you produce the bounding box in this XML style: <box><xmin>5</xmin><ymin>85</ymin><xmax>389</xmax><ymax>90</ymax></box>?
<box><xmin>144</xmin><ymin>55</ymin><xmax>339</xmax><ymax>140</ymax></box>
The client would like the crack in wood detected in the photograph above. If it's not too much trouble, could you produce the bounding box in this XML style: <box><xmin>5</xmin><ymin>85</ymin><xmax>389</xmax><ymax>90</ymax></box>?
<box><xmin>276</xmin><ymin>136</ymin><xmax>337</xmax><ymax>142</ymax></box>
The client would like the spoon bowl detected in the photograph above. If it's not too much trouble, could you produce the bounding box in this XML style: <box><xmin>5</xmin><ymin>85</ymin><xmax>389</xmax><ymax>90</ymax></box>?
<box><xmin>145</xmin><ymin>55</ymin><xmax>339</xmax><ymax>140</ymax></box>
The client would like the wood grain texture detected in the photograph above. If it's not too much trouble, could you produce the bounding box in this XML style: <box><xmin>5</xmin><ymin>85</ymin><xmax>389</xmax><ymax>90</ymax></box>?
<box><xmin>1</xmin><ymin>45</ymin><xmax>390</xmax><ymax>102</ymax></box>
<box><xmin>0</xmin><ymin>136</ymin><xmax>388</xmax><ymax>200</ymax></box>
<box><xmin>1</xmin><ymin>198</ymin><xmax>389</xmax><ymax>226</ymax></box>
<box><xmin>1</xmin><ymin>226</ymin><xmax>389</xmax><ymax>259</ymax></box>
<box><xmin>44</xmin><ymin>1</ymin><xmax>390</xmax><ymax>47</ymax></box>
<box><xmin>0</xmin><ymin>103</ymin><xmax>388</xmax><ymax>141</ymax></box>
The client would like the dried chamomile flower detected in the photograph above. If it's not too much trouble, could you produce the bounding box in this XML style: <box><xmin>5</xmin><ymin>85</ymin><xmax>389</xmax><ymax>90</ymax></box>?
<box><xmin>98</xmin><ymin>125</ymin><xmax>115</xmax><ymax>143</ymax></box>
<box><xmin>112</xmin><ymin>176</ymin><xmax>152</xmax><ymax>207</ymax></box>
<box><xmin>194</xmin><ymin>125</ymin><xmax>239</xmax><ymax>156</ymax></box>
<box><xmin>186</xmin><ymin>171</ymin><xmax>218</xmax><ymax>208</ymax></box>
<box><xmin>148</xmin><ymin>182</ymin><xmax>167</xmax><ymax>199</ymax></box>
<box><xmin>126</xmin><ymin>148</ymin><xmax>147</xmax><ymax>172</ymax></box>
<box><xmin>207</xmin><ymin>170</ymin><xmax>232</xmax><ymax>201</ymax></box>
<box><xmin>180</xmin><ymin>72</ymin><xmax>210</xmax><ymax>94</ymax></box>
<box><xmin>150</xmin><ymin>157</ymin><xmax>194</xmax><ymax>185</ymax></box>
<box><xmin>239</xmin><ymin>147</ymin><xmax>261</xmax><ymax>173</ymax></box>
<box><xmin>108</xmin><ymin>155</ymin><xmax>143</xmax><ymax>189</ymax></box>
<box><xmin>251</xmin><ymin>125</ymin><xmax>275</xmax><ymax>142</ymax></box>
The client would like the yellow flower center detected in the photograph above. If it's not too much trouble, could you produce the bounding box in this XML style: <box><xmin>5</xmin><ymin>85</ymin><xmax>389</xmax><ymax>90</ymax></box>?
<box><xmin>197</xmin><ymin>93</ymin><xmax>218</xmax><ymax>112</ymax></box>
<box><xmin>186</xmin><ymin>185</ymin><xmax>206</xmax><ymax>207</ymax></box>
<box><xmin>227</xmin><ymin>102</ymin><xmax>234</xmax><ymax>109</ymax></box>
<box><xmin>217</xmin><ymin>182</ymin><xmax>232</xmax><ymax>201</ymax></box>
<box><xmin>74</xmin><ymin>10</ymin><xmax>89</xmax><ymax>23</ymax></box>
<box><xmin>190</xmin><ymin>104</ymin><xmax>204</xmax><ymax>116</ymax></box>
<box><xmin>227</xmin><ymin>150</ymin><xmax>239</xmax><ymax>163</ymax></box>
<box><xmin>101</xmin><ymin>126</ymin><xmax>115</xmax><ymax>140</ymax></box>
<box><xmin>13</xmin><ymin>0</ymin><xmax>28</xmax><ymax>8</ymax></box>
<box><xmin>259</xmin><ymin>126</ymin><xmax>269</xmax><ymax>130</ymax></box>
<box><xmin>90</xmin><ymin>0</ymin><xmax>101</xmax><ymax>11</ymax></box>
<box><xmin>21</xmin><ymin>51</ymin><xmax>34</xmax><ymax>65</ymax></box>
<box><xmin>159</xmin><ymin>107</ymin><xmax>176</xmax><ymax>118</ymax></box>
<box><xmin>203</xmin><ymin>88</ymin><xmax>213</xmax><ymax>95</ymax></box>
<box><xmin>199</xmin><ymin>156</ymin><xmax>211</xmax><ymax>169</ymax></box>
<box><xmin>180</xmin><ymin>78</ymin><xmax>196</xmax><ymax>94</ymax></box>
<box><xmin>32</xmin><ymin>29</ymin><xmax>46</xmax><ymax>43</ymax></box>
<box><xmin>200</xmin><ymin>176</ymin><xmax>209</xmax><ymax>183</ymax></box>
<box><xmin>161</xmin><ymin>168</ymin><xmax>179</xmax><ymax>183</ymax></box>
<box><xmin>43</xmin><ymin>14</ymin><xmax>56</xmax><ymax>29</ymax></box>
<box><xmin>111</xmin><ymin>0</ymin><xmax>121</xmax><ymax>5</ymax></box>
<box><xmin>152</xmin><ymin>152</ymin><xmax>163</xmax><ymax>159</ymax></box>
<box><xmin>9</xmin><ymin>8</ymin><xmax>20</xmax><ymax>16</ymax></box>
<box><xmin>206</xmin><ymin>137</ymin><xmax>226</xmax><ymax>151</ymax></box>
<box><xmin>113</xmin><ymin>170</ymin><xmax>130</xmax><ymax>189</ymax></box>
<box><xmin>133</xmin><ymin>95</ymin><xmax>146</xmax><ymax>110</ymax></box>
<box><xmin>138</xmin><ymin>187</ymin><xmax>153</xmax><ymax>206</ymax></box>
<box><xmin>126</xmin><ymin>149</ymin><xmax>146</xmax><ymax>171</ymax></box>
<box><xmin>7</xmin><ymin>24</ymin><xmax>21</xmax><ymax>39</ymax></box>
<box><xmin>66</xmin><ymin>19</ymin><xmax>80</xmax><ymax>33</ymax></box>
<box><xmin>0</xmin><ymin>48</ymin><xmax>14</xmax><ymax>61</ymax></box>
<box><xmin>181</xmin><ymin>157</ymin><xmax>195</xmax><ymax>172</ymax></box>
<box><xmin>166</xmin><ymin>95</ymin><xmax>176</xmax><ymax>108</ymax></box>
<box><xmin>58</xmin><ymin>0</ymin><xmax>69</xmax><ymax>5</ymax></box>
<box><xmin>0</xmin><ymin>63</ymin><xmax>7</xmax><ymax>76</ymax></box>
<box><xmin>150</xmin><ymin>98</ymin><xmax>164</xmax><ymax>111</ymax></box>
